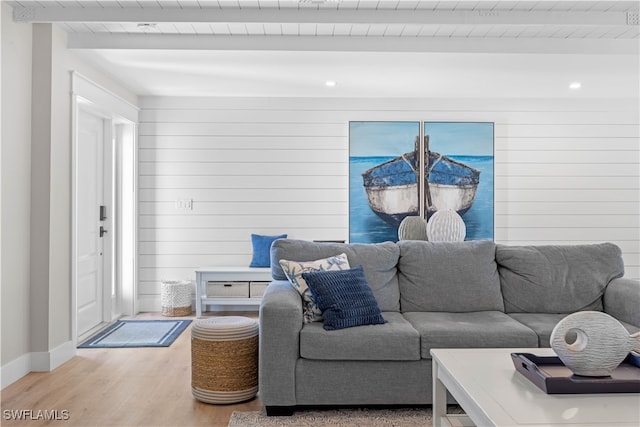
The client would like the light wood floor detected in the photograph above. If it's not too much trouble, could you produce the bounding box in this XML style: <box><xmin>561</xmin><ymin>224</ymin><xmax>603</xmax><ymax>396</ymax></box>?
<box><xmin>1</xmin><ymin>312</ymin><xmax>263</xmax><ymax>427</ymax></box>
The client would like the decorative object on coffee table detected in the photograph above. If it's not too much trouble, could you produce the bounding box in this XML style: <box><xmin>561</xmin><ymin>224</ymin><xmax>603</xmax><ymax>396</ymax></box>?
<box><xmin>191</xmin><ymin>316</ymin><xmax>259</xmax><ymax>404</ymax></box>
<box><xmin>550</xmin><ymin>311</ymin><xmax>640</xmax><ymax>377</ymax></box>
<box><xmin>161</xmin><ymin>280</ymin><xmax>193</xmax><ymax>316</ymax></box>
<box><xmin>426</xmin><ymin>209</ymin><xmax>466</xmax><ymax>242</ymax></box>
<box><xmin>398</xmin><ymin>216</ymin><xmax>427</xmax><ymax>240</ymax></box>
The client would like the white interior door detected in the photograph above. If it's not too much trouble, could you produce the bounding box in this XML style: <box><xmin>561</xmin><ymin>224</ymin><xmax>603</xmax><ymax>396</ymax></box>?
<box><xmin>72</xmin><ymin>73</ymin><xmax>138</xmax><ymax>340</ymax></box>
<box><xmin>77</xmin><ymin>109</ymin><xmax>106</xmax><ymax>337</ymax></box>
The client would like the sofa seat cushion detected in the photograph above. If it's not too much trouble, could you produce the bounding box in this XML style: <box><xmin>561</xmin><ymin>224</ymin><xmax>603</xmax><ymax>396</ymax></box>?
<box><xmin>507</xmin><ymin>313</ymin><xmax>567</xmax><ymax>348</ymax></box>
<box><xmin>404</xmin><ymin>311</ymin><xmax>539</xmax><ymax>359</ymax></box>
<box><xmin>509</xmin><ymin>312</ymin><xmax>640</xmax><ymax>349</ymax></box>
<box><xmin>271</xmin><ymin>239</ymin><xmax>400</xmax><ymax>312</ymax></box>
<box><xmin>398</xmin><ymin>241</ymin><xmax>504</xmax><ymax>312</ymax></box>
<box><xmin>300</xmin><ymin>312</ymin><xmax>420</xmax><ymax>361</ymax></box>
<box><xmin>496</xmin><ymin>243</ymin><xmax>624</xmax><ymax>313</ymax></box>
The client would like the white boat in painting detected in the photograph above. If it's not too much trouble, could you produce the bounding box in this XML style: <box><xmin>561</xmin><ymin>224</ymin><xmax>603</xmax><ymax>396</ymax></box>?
<box><xmin>361</xmin><ymin>148</ymin><xmax>480</xmax><ymax>228</ymax></box>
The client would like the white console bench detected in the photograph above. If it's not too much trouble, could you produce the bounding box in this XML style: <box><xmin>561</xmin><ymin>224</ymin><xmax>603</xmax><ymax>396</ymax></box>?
<box><xmin>195</xmin><ymin>267</ymin><xmax>272</xmax><ymax>317</ymax></box>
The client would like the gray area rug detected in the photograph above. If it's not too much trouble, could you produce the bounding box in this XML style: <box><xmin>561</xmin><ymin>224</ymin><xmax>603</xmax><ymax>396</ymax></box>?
<box><xmin>229</xmin><ymin>407</ymin><xmax>464</xmax><ymax>426</ymax></box>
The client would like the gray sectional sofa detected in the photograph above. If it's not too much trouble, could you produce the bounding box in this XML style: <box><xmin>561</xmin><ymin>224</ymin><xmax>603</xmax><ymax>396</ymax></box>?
<box><xmin>258</xmin><ymin>239</ymin><xmax>640</xmax><ymax>415</ymax></box>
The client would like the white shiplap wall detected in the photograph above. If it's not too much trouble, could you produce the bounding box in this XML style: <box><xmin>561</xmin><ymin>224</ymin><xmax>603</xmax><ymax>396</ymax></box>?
<box><xmin>138</xmin><ymin>97</ymin><xmax>640</xmax><ymax>311</ymax></box>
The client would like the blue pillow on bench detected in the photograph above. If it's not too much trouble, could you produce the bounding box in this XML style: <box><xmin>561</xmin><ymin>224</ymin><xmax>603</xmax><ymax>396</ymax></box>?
<box><xmin>302</xmin><ymin>265</ymin><xmax>387</xmax><ymax>331</ymax></box>
<box><xmin>249</xmin><ymin>233</ymin><xmax>287</xmax><ymax>267</ymax></box>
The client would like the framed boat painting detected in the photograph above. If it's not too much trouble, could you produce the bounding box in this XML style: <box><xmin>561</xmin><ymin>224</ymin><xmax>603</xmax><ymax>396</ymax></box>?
<box><xmin>349</xmin><ymin>121</ymin><xmax>420</xmax><ymax>243</ymax></box>
<box><xmin>349</xmin><ymin>121</ymin><xmax>494</xmax><ymax>243</ymax></box>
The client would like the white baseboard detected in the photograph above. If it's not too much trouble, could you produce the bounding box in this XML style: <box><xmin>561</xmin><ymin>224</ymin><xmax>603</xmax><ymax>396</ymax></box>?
<box><xmin>1</xmin><ymin>353</ymin><xmax>31</xmax><ymax>389</ymax></box>
<box><xmin>1</xmin><ymin>341</ymin><xmax>75</xmax><ymax>389</ymax></box>
<box><xmin>49</xmin><ymin>340</ymin><xmax>76</xmax><ymax>371</ymax></box>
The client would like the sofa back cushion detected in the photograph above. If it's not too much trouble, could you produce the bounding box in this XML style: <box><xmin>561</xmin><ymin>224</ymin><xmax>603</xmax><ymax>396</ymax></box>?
<box><xmin>496</xmin><ymin>243</ymin><xmax>624</xmax><ymax>313</ymax></box>
<box><xmin>271</xmin><ymin>239</ymin><xmax>400</xmax><ymax>312</ymax></box>
<box><xmin>397</xmin><ymin>240</ymin><xmax>504</xmax><ymax>312</ymax></box>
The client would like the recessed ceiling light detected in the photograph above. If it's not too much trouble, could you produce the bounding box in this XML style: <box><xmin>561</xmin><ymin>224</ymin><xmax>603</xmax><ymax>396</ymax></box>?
<box><xmin>569</xmin><ymin>82</ymin><xmax>582</xmax><ymax>90</ymax></box>
<box><xmin>325</xmin><ymin>80</ymin><xmax>337</xmax><ymax>87</ymax></box>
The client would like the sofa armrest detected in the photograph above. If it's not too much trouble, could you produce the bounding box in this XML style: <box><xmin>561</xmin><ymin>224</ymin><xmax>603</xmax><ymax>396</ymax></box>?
<box><xmin>604</xmin><ymin>277</ymin><xmax>640</xmax><ymax>328</ymax></box>
<box><xmin>258</xmin><ymin>280</ymin><xmax>303</xmax><ymax>407</ymax></box>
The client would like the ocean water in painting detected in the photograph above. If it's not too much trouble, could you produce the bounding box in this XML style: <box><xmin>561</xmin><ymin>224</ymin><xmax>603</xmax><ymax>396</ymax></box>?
<box><xmin>349</xmin><ymin>155</ymin><xmax>494</xmax><ymax>243</ymax></box>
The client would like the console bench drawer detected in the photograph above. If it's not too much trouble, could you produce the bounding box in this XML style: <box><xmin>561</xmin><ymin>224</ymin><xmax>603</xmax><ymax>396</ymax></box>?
<box><xmin>250</xmin><ymin>281</ymin><xmax>270</xmax><ymax>298</ymax></box>
<box><xmin>207</xmin><ymin>281</ymin><xmax>249</xmax><ymax>298</ymax></box>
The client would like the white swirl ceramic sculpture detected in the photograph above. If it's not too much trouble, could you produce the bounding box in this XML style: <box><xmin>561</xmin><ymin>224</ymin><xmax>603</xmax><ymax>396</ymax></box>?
<box><xmin>426</xmin><ymin>209</ymin><xmax>466</xmax><ymax>242</ymax></box>
<box><xmin>398</xmin><ymin>216</ymin><xmax>427</xmax><ymax>241</ymax></box>
<box><xmin>550</xmin><ymin>311</ymin><xmax>640</xmax><ymax>377</ymax></box>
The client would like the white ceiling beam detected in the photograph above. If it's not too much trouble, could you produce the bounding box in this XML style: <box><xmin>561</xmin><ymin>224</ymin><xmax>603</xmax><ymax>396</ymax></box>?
<box><xmin>66</xmin><ymin>33</ymin><xmax>638</xmax><ymax>54</ymax></box>
<box><xmin>13</xmin><ymin>7</ymin><xmax>633</xmax><ymax>26</ymax></box>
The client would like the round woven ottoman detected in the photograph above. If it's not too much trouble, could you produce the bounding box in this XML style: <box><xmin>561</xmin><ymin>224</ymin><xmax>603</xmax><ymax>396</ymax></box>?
<box><xmin>161</xmin><ymin>280</ymin><xmax>193</xmax><ymax>317</ymax></box>
<box><xmin>191</xmin><ymin>316</ymin><xmax>259</xmax><ymax>404</ymax></box>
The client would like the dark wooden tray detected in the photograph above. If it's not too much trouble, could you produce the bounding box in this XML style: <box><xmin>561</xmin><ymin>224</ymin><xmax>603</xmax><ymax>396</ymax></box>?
<box><xmin>511</xmin><ymin>352</ymin><xmax>640</xmax><ymax>394</ymax></box>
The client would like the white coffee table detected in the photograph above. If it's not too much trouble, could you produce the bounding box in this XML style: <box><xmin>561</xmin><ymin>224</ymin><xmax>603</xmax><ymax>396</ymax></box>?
<box><xmin>431</xmin><ymin>348</ymin><xmax>640</xmax><ymax>427</ymax></box>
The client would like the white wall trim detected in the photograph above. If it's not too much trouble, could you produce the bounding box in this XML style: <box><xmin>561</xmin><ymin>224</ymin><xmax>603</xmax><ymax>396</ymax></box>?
<box><xmin>1</xmin><ymin>354</ymin><xmax>31</xmax><ymax>390</ymax></box>
<box><xmin>29</xmin><ymin>340</ymin><xmax>76</xmax><ymax>372</ymax></box>
<box><xmin>72</xmin><ymin>72</ymin><xmax>139</xmax><ymax>123</ymax></box>
<box><xmin>1</xmin><ymin>340</ymin><xmax>74</xmax><ymax>389</ymax></box>
<box><xmin>46</xmin><ymin>340</ymin><xmax>76</xmax><ymax>371</ymax></box>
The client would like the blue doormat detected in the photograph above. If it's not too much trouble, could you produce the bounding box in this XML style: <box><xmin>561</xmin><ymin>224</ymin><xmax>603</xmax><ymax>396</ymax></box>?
<box><xmin>78</xmin><ymin>319</ymin><xmax>192</xmax><ymax>348</ymax></box>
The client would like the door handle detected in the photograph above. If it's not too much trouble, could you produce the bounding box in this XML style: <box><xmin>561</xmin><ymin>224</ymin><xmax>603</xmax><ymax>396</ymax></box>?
<box><xmin>100</xmin><ymin>226</ymin><xmax>108</xmax><ymax>238</ymax></box>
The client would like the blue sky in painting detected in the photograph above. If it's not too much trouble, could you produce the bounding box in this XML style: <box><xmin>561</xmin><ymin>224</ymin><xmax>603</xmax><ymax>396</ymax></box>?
<box><xmin>425</xmin><ymin>122</ymin><xmax>494</xmax><ymax>156</ymax></box>
<box><xmin>349</xmin><ymin>121</ymin><xmax>493</xmax><ymax>157</ymax></box>
<box><xmin>349</xmin><ymin>122</ymin><xmax>419</xmax><ymax>157</ymax></box>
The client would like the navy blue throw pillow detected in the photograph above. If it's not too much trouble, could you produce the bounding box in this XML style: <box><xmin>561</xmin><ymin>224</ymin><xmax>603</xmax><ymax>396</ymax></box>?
<box><xmin>301</xmin><ymin>265</ymin><xmax>387</xmax><ymax>331</ymax></box>
<box><xmin>249</xmin><ymin>233</ymin><xmax>287</xmax><ymax>268</ymax></box>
